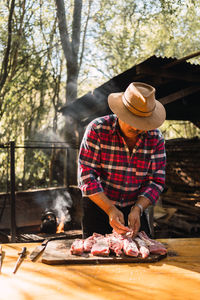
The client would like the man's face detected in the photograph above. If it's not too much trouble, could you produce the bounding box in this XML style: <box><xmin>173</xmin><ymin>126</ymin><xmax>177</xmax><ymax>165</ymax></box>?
<box><xmin>118</xmin><ymin>118</ymin><xmax>144</xmax><ymax>137</ymax></box>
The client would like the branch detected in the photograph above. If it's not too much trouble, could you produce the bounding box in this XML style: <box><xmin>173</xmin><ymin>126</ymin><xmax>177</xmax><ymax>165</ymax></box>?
<box><xmin>9</xmin><ymin>0</ymin><xmax>26</xmax><ymax>80</ymax></box>
<box><xmin>72</xmin><ymin>0</ymin><xmax>82</xmax><ymax>58</ymax></box>
<box><xmin>55</xmin><ymin>0</ymin><xmax>72</xmax><ymax>61</ymax></box>
<box><xmin>79</xmin><ymin>0</ymin><xmax>92</xmax><ymax>70</ymax></box>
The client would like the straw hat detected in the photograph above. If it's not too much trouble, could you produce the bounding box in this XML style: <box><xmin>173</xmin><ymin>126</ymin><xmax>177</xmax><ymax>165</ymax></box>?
<box><xmin>108</xmin><ymin>82</ymin><xmax>166</xmax><ymax>130</ymax></box>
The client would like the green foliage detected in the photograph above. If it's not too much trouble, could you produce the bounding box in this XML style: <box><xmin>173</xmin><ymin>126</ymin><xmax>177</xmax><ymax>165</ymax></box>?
<box><xmin>92</xmin><ymin>0</ymin><xmax>200</xmax><ymax>76</ymax></box>
<box><xmin>0</xmin><ymin>0</ymin><xmax>65</xmax><ymax>191</ymax></box>
<box><xmin>0</xmin><ymin>0</ymin><xmax>199</xmax><ymax>192</ymax></box>
<box><xmin>160</xmin><ymin>120</ymin><xmax>200</xmax><ymax>140</ymax></box>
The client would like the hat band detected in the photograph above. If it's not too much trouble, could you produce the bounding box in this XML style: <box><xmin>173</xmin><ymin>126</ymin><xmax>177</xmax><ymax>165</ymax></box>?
<box><xmin>122</xmin><ymin>94</ymin><xmax>156</xmax><ymax>117</ymax></box>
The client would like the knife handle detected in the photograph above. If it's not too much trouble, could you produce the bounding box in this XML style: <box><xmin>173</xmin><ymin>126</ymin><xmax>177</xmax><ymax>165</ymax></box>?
<box><xmin>19</xmin><ymin>247</ymin><xmax>27</xmax><ymax>257</ymax></box>
<box><xmin>41</xmin><ymin>239</ymin><xmax>49</xmax><ymax>246</ymax></box>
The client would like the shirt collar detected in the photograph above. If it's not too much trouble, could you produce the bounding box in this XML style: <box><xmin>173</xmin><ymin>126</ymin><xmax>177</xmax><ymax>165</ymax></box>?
<box><xmin>110</xmin><ymin>115</ymin><xmax>119</xmax><ymax>135</ymax></box>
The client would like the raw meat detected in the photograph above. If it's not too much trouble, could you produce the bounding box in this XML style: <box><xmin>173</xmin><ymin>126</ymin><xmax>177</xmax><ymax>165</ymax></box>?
<box><xmin>138</xmin><ymin>231</ymin><xmax>167</xmax><ymax>255</ymax></box>
<box><xmin>106</xmin><ymin>232</ymin><xmax>124</xmax><ymax>256</ymax></box>
<box><xmin>134</xmin><ymin>237</ymin><xmax>150</xmax><ymax>258</ymax></box>
<box><xmin>83</xmin><ymin>236</ymin><xmax>96</xmax><ymax>252</ymax></box>
<box><xmin>91</xmin><ymin>237</ymin><xmax>110</xmax><ymax>256</ymax></box>
<box><xmin>70</xmin><ymin>231</ymin><xmax>167</xmax><ymax>258</ymax></box>
<box><xmin>70</xmin><ymin>239</ymin><xmax>84</xmax><ymax>255</ymax></box>
<box><xmin>122</xmin><ymin>237</ymin><xmax>139</xmax><ymax>257</ymax></box>
<box><xmin>83</xmin><ymin>233</ymin><xmax>103</xmax><ymax>252</ymax></box>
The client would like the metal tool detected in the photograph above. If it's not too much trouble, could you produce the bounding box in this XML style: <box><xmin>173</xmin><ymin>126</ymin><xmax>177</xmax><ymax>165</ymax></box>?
<box><xmin>29</xmin><ymin>239</ymin><xmax>49</xmax><ymax>261</ymax></box>
<box><xmin>29</xmin><ymin>235</ymin><xmax>68</xmax><ymax>261</ymax></box>
<box><xmin>0</xmin><ymin>246</ymin><xmax>2</xmax><ymax>273</ymax></box>
<box><xmin>13</xmin><ymin>247</ymin><xmax>27</xmax><ymax>274</ymax></box>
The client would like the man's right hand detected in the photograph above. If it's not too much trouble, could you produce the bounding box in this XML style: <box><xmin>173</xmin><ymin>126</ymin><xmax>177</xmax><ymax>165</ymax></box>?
<box><xmin>89</xmin><ymin>192</ymin><xmax>131</xmax><ymax>235</ymax></box>
<box><xmin>108</xmin><ymin>206</ymin><xmax>130</xmax><ymax>235</ymax></box>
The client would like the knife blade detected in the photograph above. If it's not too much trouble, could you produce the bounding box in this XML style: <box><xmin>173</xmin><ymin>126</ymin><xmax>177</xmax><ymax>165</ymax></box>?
<box><xmin>29</xmin><ymin>239</ymin><xmax>49</xmax><ymax>261</ymax></box>
<box><xmin>30</xmin><ymin>235</ymin><xmax>68</xmax><ymax>261</ymax></box>
<box><xmin>13</xmin><ymin>247</ymin><xmax>27</xmax><ymax>274</ymax></box>
<box><xmin>0</xmin><ymin>246</ymin><xmax>2</xmax><ymax>273</ymax></box>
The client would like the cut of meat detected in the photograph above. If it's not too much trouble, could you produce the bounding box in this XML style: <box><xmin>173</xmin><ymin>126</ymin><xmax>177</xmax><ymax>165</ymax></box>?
<box><xmin>148</xmin><ymin>244</ymin><xmax>167</xmax><ymax>255</ymax></box>
<box><xmin>138</xmin><ymin>231</ymin><xmax>167</xmax><ymax>255</ymax></box>
<box><xmin>83</xmin><ymin>233</ymin><xmax>103</xmax><ymax>252</ymax></box>
<box><xmin>122</xmin><ymin>237</ymin><xmax>139</xmax><ymax>257</ymax></box>
<box><xmin>92</xmin><ymin>232</ymin><xmax>104</xmax><ymax>239</ymax></box>
<box><xmin>134</xmin><ymin>237</ymin><xmax>150</xmax><ymax>258</ymax></box>
<box><xmin>91</xmin><ymin>237</ymin><xmax>110</xmax><ymax>256</ymax></box>
<box><xmin>83</xmin><ymin>235</ymin><xmax>96</xmax><ymax>252</ymax></box>
<box><xmin>70</xmin><ymin>239</ymin><xmax>84</xmax><ymax>255</ymax></box>
<box><xmin>106</xmin><ymin>233</ymin><xmax>124</xmax><ymax>256</ymax></box>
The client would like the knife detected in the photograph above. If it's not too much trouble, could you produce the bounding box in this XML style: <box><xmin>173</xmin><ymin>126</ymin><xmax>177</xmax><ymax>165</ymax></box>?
<box><xmin>29</xmin><ymin>239</ymin><xmax>49</xmax><ymax>261</ymax></box>
<box><xmin>13</xmin><ymin>247</ymin><xmax>27</xmax><ymax>274</ymax></box>
<box><xmin>30</xmin><ymin>235</ymin><xmax>68</xmax><ymax>261</ymax></box>
<box><xmin>0</xmin><ymin>246</ymin><xmax>2</xmax><ymax>273</ymax></box>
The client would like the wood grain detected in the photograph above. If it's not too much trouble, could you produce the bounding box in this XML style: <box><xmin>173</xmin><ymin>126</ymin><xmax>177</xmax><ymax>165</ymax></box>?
<box><xmin>0</xmin><ymin>238</ymin><xmax>200</xmax><ymax>300</ymax></box>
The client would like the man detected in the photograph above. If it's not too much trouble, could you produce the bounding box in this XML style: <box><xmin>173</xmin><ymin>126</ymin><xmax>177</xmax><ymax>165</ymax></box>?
<box><xmin>78</xmin><ymin>82</ymin><xmax>166</xmax><ymax>238</ymax></box>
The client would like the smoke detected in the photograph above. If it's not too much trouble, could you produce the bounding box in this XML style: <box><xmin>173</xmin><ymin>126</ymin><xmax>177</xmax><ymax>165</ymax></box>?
<box><xmin>32</xmin><ymin>125</ymin><xmax>69</xmax><ymax>146</ymax></box>
<box><xmin>51</xmin><ymin>191</ymin><xmax>73</xmax><ymax>223</ymax></box>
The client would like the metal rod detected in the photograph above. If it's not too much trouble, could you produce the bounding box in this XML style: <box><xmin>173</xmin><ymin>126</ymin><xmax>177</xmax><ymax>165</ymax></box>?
<box><xmin>10</xmin><ymin>141</ymin><xmax>16</xmax><ymax>242</ymax></box>
<box><xmin>14</xmin><ymin>146</ymin><xmax>72</xmax><ymax>149</ymax></box>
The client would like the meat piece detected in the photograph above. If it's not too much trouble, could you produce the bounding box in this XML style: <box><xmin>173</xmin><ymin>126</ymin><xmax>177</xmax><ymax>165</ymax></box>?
<box><xmin>92</xmin><ymin>232</ymin><xmax>104</xmax><ymax>238</ymax></box>
<box><xmin>91</xmin><ymin>237</ymin><xmax>110</xmax><ymax>256</ymax></box>
<box><xmin>138</xmin><ymin>231</ymin><xmax>167</xmax><ymax>255</ymax></box>
<box><xmin>123</xmin><ymin>237</ymin><xmax>139</xmax><ymax>257</ymax></box>
<box><xmin>134</xmin><ymin>237</ymin><xmax>150</xmax><ymax>258</ymax></box>
<box><xmin>148</xmin><ymin>244</ymin><xmax>167</xmax><ymax>255</ymax></box>
<box><xmin>70</xmin><ymin>239</ymin><xmax>84</xmax><ymax>255</ymax></box>
<box><xmin>83</xmin><ymin>236</ymin><xmax>96</xmax><ymax>252</ymax></box>
<box><xmin>106</xmin><ymin>233</ymin><xmax>124</xmax><ymax>256</ymax></box>
<box><xmin>83</xmin><ymin>233</ymin><xmax>103</xmax><ymax>252</ymax></box>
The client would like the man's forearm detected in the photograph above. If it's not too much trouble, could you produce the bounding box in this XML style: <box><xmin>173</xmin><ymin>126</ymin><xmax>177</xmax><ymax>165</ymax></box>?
<box><xmin>88</xmin><ymin>192</ymin><xmax>115</xmax><ymax>215</ymax></box>
<box><xmin>137</xmin><ymin>196</ymin><xmax>151</xmax><ymax>209</ymax></box>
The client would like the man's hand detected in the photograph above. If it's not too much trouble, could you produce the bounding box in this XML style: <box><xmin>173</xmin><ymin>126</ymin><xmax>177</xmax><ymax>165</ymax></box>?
<box><xmin>128</xmin><ymin>206</ymin><xmax>141</xmax><ymax>237</ymax></box>
<box><xmin>108</xmin><ymin>206</ymin><xmax>130</xmax><ymax>235</ymax></box>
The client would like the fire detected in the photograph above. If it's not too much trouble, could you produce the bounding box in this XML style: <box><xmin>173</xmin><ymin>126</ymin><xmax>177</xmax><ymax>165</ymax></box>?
<box><xmin>56</xmin><ymin>216</ymin><xmax>65</xmax><ymax>233</ymax></box>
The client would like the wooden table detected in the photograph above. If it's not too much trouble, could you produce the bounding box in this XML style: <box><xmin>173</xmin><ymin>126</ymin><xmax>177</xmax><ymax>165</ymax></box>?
<box><xmin>0</xmin><ymin>238</ymin><xmax>200</xmax><ymax>300</ymax></box>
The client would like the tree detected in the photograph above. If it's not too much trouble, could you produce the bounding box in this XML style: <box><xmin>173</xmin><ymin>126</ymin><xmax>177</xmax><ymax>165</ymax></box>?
<box><xmin>55</xmin><ymin>0</ymin><xmax>93</xmax><ymax>103</ymax></box>
<box><xmin>0</xmin><ymin>0</ymin><xmax>16</xmax><ymax>96</ymax></box>
<box><xmin>0</xmin><ymin>0</ymin><xmax>64</xmax><ymax>190</ymax></box>
<box><xmin>0</xmin><ymin>0</ymin><xmax>199</xmax><ymax>192</ymax></box>
<box><xmin>92</xmin><ymin>0</ymin><xmax>200</xmax><ymax>77</ymax></box>
<box><xmin>54</xmin><ymin>0</ymin><xmax>94</xmax><ymax>186</ymax></box>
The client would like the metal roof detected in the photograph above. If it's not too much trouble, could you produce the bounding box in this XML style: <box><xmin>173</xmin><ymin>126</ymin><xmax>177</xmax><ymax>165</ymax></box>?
<box><xmin>60</xmin><ymin>53</ymin><xmax>200</xmax><ymax>126</ymax></box>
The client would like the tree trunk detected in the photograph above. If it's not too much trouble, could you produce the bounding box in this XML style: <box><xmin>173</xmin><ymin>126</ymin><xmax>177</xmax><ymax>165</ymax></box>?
<box><xmin>0</xmin><ymin>0</ymin><xmax>15</xmax><ymax>93</ymax></box>
<box><xmin>55</xmin><ymin>0</ymin><xmax>82</xmax><ymax>103</ymax></box>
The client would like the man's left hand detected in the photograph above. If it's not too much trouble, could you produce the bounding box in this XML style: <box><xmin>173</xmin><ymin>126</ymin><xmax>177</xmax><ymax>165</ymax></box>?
<box><xmin>128</xmin><ymin>206</ymin><xmax>141</xmax><ymax>237</ymax></box>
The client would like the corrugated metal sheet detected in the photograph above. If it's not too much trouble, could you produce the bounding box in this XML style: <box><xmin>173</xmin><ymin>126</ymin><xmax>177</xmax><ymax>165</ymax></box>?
<box><xmin>60</xmin><ymin>55</ymin><xmax>200</xmax><ymax>124</ymax></box>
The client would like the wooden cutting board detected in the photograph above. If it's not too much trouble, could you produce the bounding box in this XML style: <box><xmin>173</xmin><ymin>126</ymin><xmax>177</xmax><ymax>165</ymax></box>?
<box><xmin>41</xmin><ymin>239</ymin><xmax>167</xmax><ymax>265</ymax></box>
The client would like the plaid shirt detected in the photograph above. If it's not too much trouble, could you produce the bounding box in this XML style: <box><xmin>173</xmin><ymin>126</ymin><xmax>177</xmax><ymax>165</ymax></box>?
<box><xmin>78</xmin><ymin>114</ymin><xmax>166</xmax><ymax>206</ymax></box>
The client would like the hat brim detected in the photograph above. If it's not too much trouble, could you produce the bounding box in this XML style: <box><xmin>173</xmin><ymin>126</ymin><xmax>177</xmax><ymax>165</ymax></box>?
<box><xmin>108</xmin><ymin>92</ymin><xmax>166</xmax><ymax>131</ymax></box>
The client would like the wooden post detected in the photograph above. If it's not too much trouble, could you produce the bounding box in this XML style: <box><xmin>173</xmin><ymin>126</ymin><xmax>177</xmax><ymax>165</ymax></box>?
<box><xmin>10</xmin><ymin>141</ymin><xmax>16</xmax><ymax>242</ymax></box>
